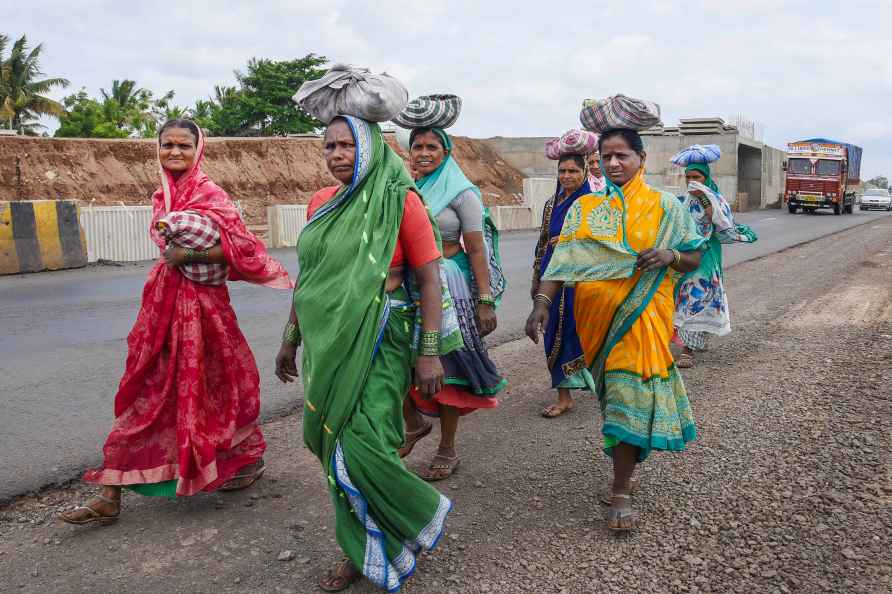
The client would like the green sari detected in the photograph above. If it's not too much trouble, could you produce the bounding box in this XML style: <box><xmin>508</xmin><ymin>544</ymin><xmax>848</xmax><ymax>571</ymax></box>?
<box><xmin>295</xmin><ymin>116</ymin><xmax>450</xmax><ymax>592</ymax></box>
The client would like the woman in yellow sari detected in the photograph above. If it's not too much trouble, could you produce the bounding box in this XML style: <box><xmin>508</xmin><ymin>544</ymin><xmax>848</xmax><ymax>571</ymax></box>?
<box><xmin>526</xmin><ymin>121</ymin><xmax>704</xmax><ymax>531</ymax></box>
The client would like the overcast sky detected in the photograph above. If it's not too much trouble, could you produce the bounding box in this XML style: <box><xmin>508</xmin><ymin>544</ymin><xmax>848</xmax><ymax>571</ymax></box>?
<box><xmin>10</xmin><ymin>0</ymin><xmax>892</xmax><ymax>178</ymax></box>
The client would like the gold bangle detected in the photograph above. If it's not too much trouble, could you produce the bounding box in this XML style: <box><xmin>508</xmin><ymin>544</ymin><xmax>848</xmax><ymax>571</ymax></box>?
<box><xmin>671</xmin><ymin>249</ymin><xmax>681</xmax><ymax>266</ymax></box>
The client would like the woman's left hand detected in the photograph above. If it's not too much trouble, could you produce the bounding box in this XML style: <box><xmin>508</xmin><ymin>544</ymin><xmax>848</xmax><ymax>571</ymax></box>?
<box><xmin>476</xmin><ymin>303</ymin><xmax>497</xmax><ymax>336</ymax></box>
<box><xmin>415</xmin><ymin>356</ymin><xmax>444</xmax><ymax>399</ymax></box>
<box><xmin>636</xmin><ymin>248</ymin><xmax>674</xmax><ymax>272</ymax></box>
<box><xmin>162</xmin><ymin>246</ymin><xmax>187</xmax><ymax>267</ymax></box>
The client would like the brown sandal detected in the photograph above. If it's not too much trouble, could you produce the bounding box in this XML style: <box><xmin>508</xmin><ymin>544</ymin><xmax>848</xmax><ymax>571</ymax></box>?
<box><xmin>418</xmin><ymin>454</ymin><xmax>460</xmax><ymax>482</ymax></box>
<box><xmin>398</xmin><ymin>422</ymin><xmax>432</xmax><ymax>458</ymax></box>
<box><xmin>220</xmin><ymin>459</ymin><xmax>267</xmax><ymax>492</ymax></box>
<box><xmin>541</xmin><ymin>402</ymin><xmax>575</xmax><ymax>418</ymax></box>
<box><xmin>59</xmin><ymin>494</ymin><xmax>120</xmax><ymax>526</ymax></box>
<box><xmin>676</xmin><ymin>353</ymin><xmax>695</xmax><ymax>369</ymax></box>
<box><xmin>319</xmin><ymin>558</ymin><xmax>361</xmax><ymax>592</ymax></box>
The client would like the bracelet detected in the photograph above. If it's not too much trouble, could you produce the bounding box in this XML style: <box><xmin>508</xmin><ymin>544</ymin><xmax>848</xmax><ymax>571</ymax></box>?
<box><xmin>671</xmin><ymin>249</ymin><xmax>681</xmax><ymax>266</ymax></box>
<box><xmin>533</xmin><ymin>293</ymin><xmax>553</xmax><ymax>307</ymax></box>
<box><xmin>184</xmin><ymin>248</ymin><xmax>209</xmax><ymax>264</ymax></box>
<box><xmin>419</xmin><ymin>330</ymin><xmax>440</xmax><ymax>357</ymax></box>
<box><xmin>478</xmin><ymin>293</ymin><xmax>497</xmax><ymax>307</ymax></box>
<box><xmin>282</xmin><ymin>321</ymin><xmax>301</xmax><ymax>346</ymax></box>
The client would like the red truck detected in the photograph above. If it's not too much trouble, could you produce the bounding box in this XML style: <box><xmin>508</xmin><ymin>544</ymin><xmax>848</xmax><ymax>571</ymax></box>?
<box><xmin>784</xmin><ymin>138</ymin><xmax>862</xmax><ymax>215</ymax></box>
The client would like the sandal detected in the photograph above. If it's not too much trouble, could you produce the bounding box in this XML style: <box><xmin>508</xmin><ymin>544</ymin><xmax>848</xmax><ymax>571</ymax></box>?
<box><xmin>319</xmin><ymin>557</ymin><xmax>361</xmax><ymax>592</ymax></box>
<box><xmin>418</xmin><ymin>454</ymin><xmax>460</xmax><ymax>482</ymax></box>
<box><xmin>59</xmin><ymin>494</ymin><xmax>120</xmax><ymax>526</ymax></box>
<box><xmin>676</xmin><ymin>353</ymin><xmax>695</xmax><ymax>369</ymax></box>
<box><xmin>606</xmin><ymin>493</ymin><xmax>637</xmax><ymax>532</ymax></box>
<box><xmin>398</xmin><ymin>422</ymin><xmax>433</xmax><ymax>459</ymax></box>
<box><xmin>220</xmin><ymin>459</ymin><xmax>267</xmax><ymax>492</ymax></box>
<box><xmin>541</xmin><ymin>402</ymin><xmax>575</xmax><ymax>418</ymax></box>
<box><xmin>599</xmin><ymin>477</ymin><xmax>639</xmax><ymax>506</ymax></box>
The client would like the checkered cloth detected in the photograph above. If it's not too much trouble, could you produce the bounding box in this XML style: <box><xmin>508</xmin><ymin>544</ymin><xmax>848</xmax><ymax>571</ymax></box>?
<box><xmin>156</xmin><ymin>211</ymin><xmax>229</xmax><ymax>285</ymax></box>
<box><xmin>579</xmin><ymin>94</ymin><xmax>661</xmax><ymax>133</ymax></box>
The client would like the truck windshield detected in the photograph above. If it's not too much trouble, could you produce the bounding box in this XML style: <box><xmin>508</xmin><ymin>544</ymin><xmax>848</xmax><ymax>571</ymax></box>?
<box><xmin>788</xmin><ymin>159</ymin><xmax>812</xmax><ymax>175</ymax></box>
<box><xmin>815</xmin><ymin>160</ymin><xmax>841</xmax><ymax>176</ymax></box>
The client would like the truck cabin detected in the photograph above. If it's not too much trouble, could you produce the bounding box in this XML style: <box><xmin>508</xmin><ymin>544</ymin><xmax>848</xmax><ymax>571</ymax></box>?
<box><xmin>784</xmin><ymin>156</ymin><xmax>845</xmax><ymax>178</ymax></box>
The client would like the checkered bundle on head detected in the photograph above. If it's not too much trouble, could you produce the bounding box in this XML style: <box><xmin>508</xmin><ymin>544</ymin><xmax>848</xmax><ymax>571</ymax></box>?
<box><xmin>156</xmin><ymin>211</ymin><xmax>229</xmax><ymax>285</ymax></box>
<box><xmin>579</xmin><ymin>94</ymin><xmax>661</xmax><ymax>133</ymax></box>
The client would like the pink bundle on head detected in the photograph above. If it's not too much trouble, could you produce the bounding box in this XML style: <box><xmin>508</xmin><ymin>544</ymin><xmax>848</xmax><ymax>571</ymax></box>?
<box><xmin>545</xmin><ymin>129</ymin><xmax>599</xmax><ymax>160</ymax></box>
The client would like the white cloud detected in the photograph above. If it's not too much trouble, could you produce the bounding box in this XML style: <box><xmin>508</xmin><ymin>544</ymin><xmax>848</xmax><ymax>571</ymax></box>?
<box><xmin>8</xmin><ymin>0</ymin><xmax>892</xmax><ymax>177</ymax></box>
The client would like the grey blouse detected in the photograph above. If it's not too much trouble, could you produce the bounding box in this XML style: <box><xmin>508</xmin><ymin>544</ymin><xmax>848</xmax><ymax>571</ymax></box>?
<box><xmin>435</xmin><ymin>189</ymin><xmax>484</xmax><ymax>243</ymax></box>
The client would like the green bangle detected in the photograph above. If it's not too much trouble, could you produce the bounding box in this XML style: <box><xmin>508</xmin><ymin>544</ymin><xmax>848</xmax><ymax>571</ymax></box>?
<box><xmin>419</xmin><ymin>330</ymin><xmax>440</xmax><ymax>357</ymax></box>
<box><xmin>478</xmin><ymin>296</ymin><xmax>497</xmax><ymax>307</ymax></box>
<box><xmin>184</xmin><ymin>248</ymin><xmax>209</xmax><ymax>264</ymax></box>
<box><xmin>282</xmin><ymin>321</ymin><xmax>301</xmax><ymax>346</ymax></box>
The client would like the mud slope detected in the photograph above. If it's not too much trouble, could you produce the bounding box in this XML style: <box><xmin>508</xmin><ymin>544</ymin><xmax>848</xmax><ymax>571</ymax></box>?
<box><xmin>0</xmin><ymin>135</ymin><xmax>524</xmax><ymax>224</ymax></box>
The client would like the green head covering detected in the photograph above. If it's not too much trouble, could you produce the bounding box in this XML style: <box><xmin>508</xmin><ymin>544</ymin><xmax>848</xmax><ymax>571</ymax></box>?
<box><xmin>685</xmin><ymin>162</ymin><xmax>719</xmax><ymax>193</ymax></box>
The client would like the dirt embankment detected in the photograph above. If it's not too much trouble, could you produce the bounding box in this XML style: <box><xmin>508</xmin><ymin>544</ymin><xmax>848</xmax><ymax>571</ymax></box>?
<box><xmin>0</xmin><ymin>135</ymin><xmax>524</xmax><ymax>224</ymax></box>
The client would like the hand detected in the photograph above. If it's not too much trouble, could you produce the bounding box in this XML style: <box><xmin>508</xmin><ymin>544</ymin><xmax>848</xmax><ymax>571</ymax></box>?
<box><xmin>525</xmin><ymin>303</ymin><xmax>549</xmax><ymax>344</ymax></box>
<box><xmin>275</xmin><ymin>343</ymin><xmax>299</xmax><ymax>383</ymax></box>
<box><xmin>162</xmin><ymin>246</ymin><xmax>187</xmax><ymax>267</ymax></box>
<box><xmin>414</xmin><ymin>355</ymin><xmax>444</xmax><ymax>399</ymax></box>
<box><xmin>476</xmin><ymin>303</ymin><xmax>497</xmax><ymax>337</ymax></box>
<box><xmin>636</xmin><ymin>248</ymin><xmax>674</xmax><ymax>272</ymax></box>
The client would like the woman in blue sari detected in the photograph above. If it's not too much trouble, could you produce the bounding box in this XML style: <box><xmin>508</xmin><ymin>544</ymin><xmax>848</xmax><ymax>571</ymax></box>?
<box><xmin>532</xmin><ymin>151</ymin><xmax>596</xmax><ymax>417</ymax></box>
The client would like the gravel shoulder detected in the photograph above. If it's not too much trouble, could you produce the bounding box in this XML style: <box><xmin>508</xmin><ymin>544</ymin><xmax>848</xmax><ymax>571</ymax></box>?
<box><xmin>1</xmin><ymin>218</ymin><xmax>890</xmax><ymax>593</ymax></box>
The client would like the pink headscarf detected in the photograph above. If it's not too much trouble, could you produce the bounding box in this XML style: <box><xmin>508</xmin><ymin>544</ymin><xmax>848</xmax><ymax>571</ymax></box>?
<box><xmin>152</xmin><ymin>124</ymin><xmax>292</xmax><ymax>289</ymax></box>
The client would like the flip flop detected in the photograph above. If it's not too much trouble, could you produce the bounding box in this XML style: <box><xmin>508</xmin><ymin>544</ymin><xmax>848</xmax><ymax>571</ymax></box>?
<box><xmin>541</xmin><ymin>402</ymin><xmax>575</xmax><ymax>418</ymax></box>
<box><xmin>418</xmin><ymin>455</ymin><xmax>460</xmax><ymax>482</ymax></box>
<box><xmin>59</xmin><ymin>494</ymin><xmax>120</xmax><ymax>526</ymax></box>
<box><xmin>606</xmin><ymin>493</ymin><xmax>637</xmax><ymax>532</ymax></box>
<box><xmin>319</xmin><ymin>558</ymin><xmax>361</xmax><ymax>592</ymax></box>
<box><xmin>398</xmin><ymin>422</ymin><xmax>432</xmax><ymax>458</ymax></box>
<box><xmin>219</xmin><ymin>459</ymin><xmax>267</xmax><ymax>492</ymax></box>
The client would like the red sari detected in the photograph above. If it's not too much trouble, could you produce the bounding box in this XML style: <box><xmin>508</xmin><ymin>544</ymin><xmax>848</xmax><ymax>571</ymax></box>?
<box><xmin>84</xmin><ymin>129</ymin><xmax>291</xmax><ymax>496</ymax></box>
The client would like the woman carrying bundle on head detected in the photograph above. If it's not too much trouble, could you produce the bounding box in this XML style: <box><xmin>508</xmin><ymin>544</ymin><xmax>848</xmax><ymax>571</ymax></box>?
<box><xmin>283</xmin><ymin>67</ymin><xmax>458</xmax><ymax>592</ymax></box>
<box><xmin>526</xmin><ymin>95</ymin><xmax>705</xmax><ymax>531</ymax></box>
<box><xmin>532</xmin><ymin>130</ymin><xmax>599</xmax><ymax>418</ymax></box>
<box><xmin>671</xmin><ymin>145</ymin><xmax>757</xmax><ymax>368</ymax></box>
<box><xmin>61</xmin><ymin>118</ymin><xmax>291</xmax><ymax>527</ymax></box>
<box><xmin>392</xmin><ymin>95</ymin><xmax>507</xmax><ymax>482</ymax></box>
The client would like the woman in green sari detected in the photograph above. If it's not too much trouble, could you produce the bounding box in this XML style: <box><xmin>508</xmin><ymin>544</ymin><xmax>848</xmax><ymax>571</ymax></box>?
<box><xmin>275</xmin><ymin>112</ymin><xmax>454</xmax><ymax>591</ymax></box>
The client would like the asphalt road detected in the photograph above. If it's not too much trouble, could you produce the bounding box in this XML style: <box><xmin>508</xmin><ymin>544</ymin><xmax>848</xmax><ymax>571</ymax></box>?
<box><xmin>1</xmin><ymin>207</ymin><xmax>889</xmax><ymax>501</ymax></box>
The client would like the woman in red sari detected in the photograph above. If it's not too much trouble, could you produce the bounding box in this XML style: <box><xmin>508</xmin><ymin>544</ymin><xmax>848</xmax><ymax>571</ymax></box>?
<box><xmin>61</xmin><ymin>119</ymin><xmax>291</xmax><ymax>525</ymax></box>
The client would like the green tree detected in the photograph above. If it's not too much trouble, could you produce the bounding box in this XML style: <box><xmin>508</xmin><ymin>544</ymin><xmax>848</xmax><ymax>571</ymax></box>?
<box><xmin>54</xmin><ymin>90</ymin><xmax>129</xmax><ymax>138</ymax></box>
<box><xmin>0</xmin><ymin>34</ymin><xmax>69</xmax><ymax>134</ymax></box>
<box><xmin>864</xmin><ymin>176</ymin><xmax>889</xmax><ymax>190</ymax></box>
<box><xmin>234</xmin><ymin>54</ymin><xmax>327</xmax><ymax>135</ymax></box>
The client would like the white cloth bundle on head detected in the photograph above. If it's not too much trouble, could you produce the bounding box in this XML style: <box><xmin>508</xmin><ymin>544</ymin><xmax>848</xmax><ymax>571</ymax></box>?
<box><xmin>672</xmin><ymin>144</ymin><xmax>722</xmax><ymax>166</ymax></box>
<box><xmin>544</xmin><ymin>129</ymin><xmax>599</xmax><ymax>160</ymax></box>
<box><xmin>292</xmin><ymin>63</ymin><xmax>409</xmax><ymax>124</ymax></box>
<box><xmin>579</xmin><ymin>94</ymin><xmax>661</xmax><ymax>133</ymax></box>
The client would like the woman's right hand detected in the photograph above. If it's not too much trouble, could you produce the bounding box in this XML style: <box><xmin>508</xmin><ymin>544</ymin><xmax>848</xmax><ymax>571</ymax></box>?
<box><xmin>275</xmin><ymin>343</ymin><xmax>299</xmax><ymax>383</ymax></box>
<box><xmin>525</xmin><ymin>304</ymin><xmax>550</xmax><ymax>344</ymax></box>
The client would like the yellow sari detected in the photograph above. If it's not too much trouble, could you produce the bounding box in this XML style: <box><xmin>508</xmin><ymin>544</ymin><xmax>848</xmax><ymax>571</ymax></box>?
<box><xmin>543</xmin><ymin>170</ymin><xmax>704</xmax><ymax>460</ymax></box>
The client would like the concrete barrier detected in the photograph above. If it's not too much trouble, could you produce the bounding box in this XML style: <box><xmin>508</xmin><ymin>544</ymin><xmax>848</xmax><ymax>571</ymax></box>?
<box><xmin>491</xmin><ymin>206</ymin><xmax>533</xmax><ymax>231</ymax></box>
<box><xmin>79</xmin><ymin>206</ymin><xmax>157</xmax><ymax>263</ymax></box>
<box><xmin>267</xmin><ymin>204</ymin><xmax>308</xmax><ymax>248</ymax></box>
<box><xmin>0</xmin><ymin>200</ymin><xmax>87</xmax><ymax>275</ymax></box>
<box><xmin>523</xmin><ymin>177</ymin><xmax>555</xmax><ymax>228</ymax></box>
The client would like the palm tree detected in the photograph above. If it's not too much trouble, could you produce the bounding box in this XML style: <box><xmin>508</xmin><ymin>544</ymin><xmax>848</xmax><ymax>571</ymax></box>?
<box><xmin>0</xmin><ymin>35</ymin><xmax>69</xmax><ymax>133</ymax></box>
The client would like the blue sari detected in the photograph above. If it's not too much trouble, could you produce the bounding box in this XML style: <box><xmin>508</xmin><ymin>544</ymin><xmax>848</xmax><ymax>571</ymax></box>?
<box><xmin>534</xmin><ymin>180</ymin><xmax>595</xmax><ymax>390</ymax></box>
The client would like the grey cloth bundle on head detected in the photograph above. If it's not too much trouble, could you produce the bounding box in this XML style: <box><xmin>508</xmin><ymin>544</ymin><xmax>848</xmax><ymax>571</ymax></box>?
<box><xmin>292</xmin><ymin>63</ymin><xmax>408</xmax><ymax>124</ymax></box>
<box><xmin>392</xmin><ymin>94</ymin><xmax>462</xmax><ymax>129</ymax></box>
<box><xmin>579</xmin><ymin>94</ymin><xmax>661</xmax><ymax>133</ymax></box>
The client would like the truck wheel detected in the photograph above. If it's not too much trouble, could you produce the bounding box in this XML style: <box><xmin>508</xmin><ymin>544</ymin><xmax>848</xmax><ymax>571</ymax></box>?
<box><xmin>787</xmin><ymin>204</ymin><xmax>797</xmax><ymax>214</ymax></box>
<box><xmin>833</xmin><ymin>203</ymin><xmax>841</xmax><ymax>215</ymax></box>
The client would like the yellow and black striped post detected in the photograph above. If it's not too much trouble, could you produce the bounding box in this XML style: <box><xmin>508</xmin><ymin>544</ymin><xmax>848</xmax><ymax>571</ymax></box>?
<box><xmin>0</xmin><ymin>200</ymin><xmax>87</xmax><ymax>275</ymax></box>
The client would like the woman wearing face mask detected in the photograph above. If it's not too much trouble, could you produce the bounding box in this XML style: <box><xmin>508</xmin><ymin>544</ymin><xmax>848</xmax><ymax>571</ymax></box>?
<box><xmin>533</xmin><ymin>130</ymin><xmax>598</xmax><ymax>418</ymax></box>
<box><xmin>526</xmin><ymin>95</ymin><xmax>705</xmax><ymax>531</ymax></box>
<box><xmin>393</xmin><ymin>95</ymin><xmax>507</xmax><ymax>482</ymax></box>
<box><xmin>671</xmin><ymin>145</ymin><xmax>757</xmax><ymax>368</ymax></box>
<box><xmin>61</xmin><ymin>118</ymin><xmax>291</xmax><ymax>526</ymax></box>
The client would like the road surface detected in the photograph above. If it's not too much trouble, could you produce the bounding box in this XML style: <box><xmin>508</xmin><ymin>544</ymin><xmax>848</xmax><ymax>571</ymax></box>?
<box><xmin>0</xmin><ymin>208</ymin><xmax>889</xmax><ymax>501</ymax></box>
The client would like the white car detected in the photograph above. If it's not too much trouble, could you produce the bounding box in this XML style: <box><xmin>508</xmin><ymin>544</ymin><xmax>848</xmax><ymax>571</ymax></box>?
<box><xmin>860</xmin><ymin>188</ymin><xmax>892</xmax><ymax>211</ymax></box>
